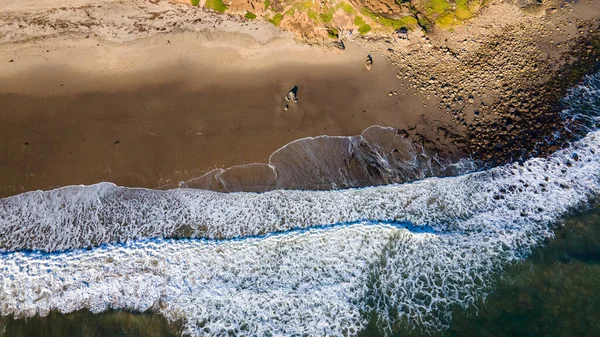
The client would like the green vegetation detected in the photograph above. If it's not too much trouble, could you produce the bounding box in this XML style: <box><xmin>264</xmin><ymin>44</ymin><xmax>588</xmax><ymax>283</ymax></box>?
<box><xmin>244</xmin><ymin>11</ymin><xmax>257</xmax><ymax>20</ymax></box>
<box><xmin>358</xmin><ymin>23</ymin><xmax>371</xmax><ymax>34</ymax></box>
<box><xmin>436</xmin><ymin>12</ymin><xmax>456</xmax><ymax>28</ymax></box>
<box><xmin>285</xmin><ymin>8</ymin><xmax>296</xmax><ymax>16</ymax></box>
<box><xmin>268</xmin><ymin>13</ymin><xmax>284</xmax><ymax>26</ymax></box>
<box><xmin>264</xmin><ymin>0</ymin><xmax>270</xmax><ymax>10</ymax></box>
<box><xmin>307</xmin><ymin>10</ymin><xmax>318</xmax><ymax>22</ymax></box>
<box><xmin>354</xmin><ymin>15</ymin><xmax>373</xmax><ymax>35</ymax></box>
<box><xmin>455</xmin><ymin>8</ymin><xmax>471</xmax><ymax>19</ymax></box>
<box><xmin>426</xmin><ymin>0</ymin><xmax>452</xmax><ymax>15</ymax></box>
<box><xmin>455</xmin><ymin>0</ymin><xmax>473</xmax><ymax>19</ymax></box>
<box><xmin>361</xmin><ymin>8</ymin><xmax>418</xmax><ymax>30</ymax></box>
<box><xmin>421</xmin><ymin>0</ymin><xmax>481</xmax><ymax>29</ymax></box>
<box><xmin>354</xmin><ymin>16</ymin><xmax>366</xmax><ymax>27</ymax></box>
<box><xmin>337</xmin><ymin>2</ymin><xmax>356</xmax><ymax>15</ymax></box>
<box><xmin>327</xmin><ymin>28</ymin><xmax>339</xmax><ymax>39</ymax></box>
<box><xmin>417</xmin><ymin>15</ymin><xmax>431</xmax><ymax>32</ymax></box>
<box><xmin>293</xmin><ymin>0</ymin><xmax>314</xmax><ymax>12</ymax></box>
<box><xmin>205</xmin><ymin>0</ymin><xmax>228</xmax><ymax>12</ymax></box>
<box><xmin>190</xmin><ymin>0</ymin><xmax>200</xmax><ymax>6</ymax></box>
<box><xmin>319</xmin><ymin>8</ymin><xmax>334</xmax><ymax>23</ymax></box>
<box><xmin>397</xmin><ymin>15</ymin><xmax>418</xmax><ymax>27</ymax></box>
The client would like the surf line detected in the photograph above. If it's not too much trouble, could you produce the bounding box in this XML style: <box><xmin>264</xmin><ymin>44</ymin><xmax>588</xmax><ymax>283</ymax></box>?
<box><xmin>0</xmin><ymin>219</ymin><xmax>456</xmax><ymax>257</ymax></box>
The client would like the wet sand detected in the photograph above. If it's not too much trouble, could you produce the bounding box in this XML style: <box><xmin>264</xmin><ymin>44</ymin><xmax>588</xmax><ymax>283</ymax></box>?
<box><xmin>0</xmin><ymin>32</ymin><xmax>456</xmax><ymax>197</ymax></box>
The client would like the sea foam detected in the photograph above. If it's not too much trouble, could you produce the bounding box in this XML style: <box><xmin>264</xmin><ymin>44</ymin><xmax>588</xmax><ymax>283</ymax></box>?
<box><xmin>1</xmin><ymin>74</ymin><xmax>600</xmax><ymax>335</ymax></box>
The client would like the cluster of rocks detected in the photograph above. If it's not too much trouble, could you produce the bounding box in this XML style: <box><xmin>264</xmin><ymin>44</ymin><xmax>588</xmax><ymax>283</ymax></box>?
<box><xmin>362</xmin><ymin>1</ymin><xmax>600</xmax><ymax>165</ymax></box>
<box><xmin>283</xmin><ymin>85</ymin><xmax>299</xmax><ymax>111</ymax></box>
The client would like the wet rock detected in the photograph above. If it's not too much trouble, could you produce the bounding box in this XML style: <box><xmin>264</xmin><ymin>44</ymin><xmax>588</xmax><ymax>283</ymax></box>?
<box><xmin>365</xmin><ymin>54</ymin><xmax>373</xmax><ymax>70</ymax></box>
<box><xmin>285</xmin><ymin>86</ymin><xmax>299</xmax><ymax>103</ymax></box>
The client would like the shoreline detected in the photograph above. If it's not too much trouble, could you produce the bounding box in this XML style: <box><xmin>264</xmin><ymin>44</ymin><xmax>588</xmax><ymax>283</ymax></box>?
<box><xmin>0</xmin><ymin>31</ymin><xmax>460</xmax><ymax>197</ymax></box>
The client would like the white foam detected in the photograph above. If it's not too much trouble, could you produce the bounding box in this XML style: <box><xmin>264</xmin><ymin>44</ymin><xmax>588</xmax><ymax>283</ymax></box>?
<box><xmin>1</xmin><ymin>224</ymin><xmax>396</xmax><ymax>336</ymax></box>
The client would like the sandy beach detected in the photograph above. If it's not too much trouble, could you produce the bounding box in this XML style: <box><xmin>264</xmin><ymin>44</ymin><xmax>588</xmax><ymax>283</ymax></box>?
<box><xmin>0</xmin><ymin>28</ymin><xmax>455</xmax><ymax>197</ymax></box>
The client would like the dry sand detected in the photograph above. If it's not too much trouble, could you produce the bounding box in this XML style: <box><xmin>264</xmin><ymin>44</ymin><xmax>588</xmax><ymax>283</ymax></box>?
<box><xmin>0</xmin><ymin>28</ymin><xmax>454</xmax><ymax>197</ymax></box>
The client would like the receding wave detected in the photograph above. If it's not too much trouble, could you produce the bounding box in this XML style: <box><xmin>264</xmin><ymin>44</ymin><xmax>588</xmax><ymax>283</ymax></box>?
<box><xmin>1</xmin><ymin>74</ymin><xmax>599</xmax><ymax>336</ymax></box>
<box><xmin>182</xmin><ymin>125</ymin><xmax>474</xmax><ymax>192</ymax></box>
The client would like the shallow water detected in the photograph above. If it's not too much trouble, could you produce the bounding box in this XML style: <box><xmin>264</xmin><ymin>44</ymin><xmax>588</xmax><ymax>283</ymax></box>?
<box><xmin>0</xmin><ymin>310</ymin><xmax>178</xmax><ymax>337</ymax></box>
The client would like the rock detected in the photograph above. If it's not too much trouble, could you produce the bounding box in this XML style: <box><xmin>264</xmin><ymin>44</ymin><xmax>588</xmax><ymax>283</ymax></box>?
<box><xmin>283</xmin><ymin>104</ymin><xmax>289</xmax><ymax>111</ymax></box>
<box><xmin>388</xmin><ymin>92</ymin><xmax>393</xmax><ymax>97</ymax></box>
<box><xmin>365</xmin><ymin>54</ymin><xmax>373</xmax><ymax>71</ymax></box>
<box><xmin>285</xmin><ymin>86</ymin><xmax>299</xmax><ymax>103</ymax></box>
<box><xmin>396</xmin><ymin>27</ymin><xmax>408</xmax><ymax>39</ymax></box>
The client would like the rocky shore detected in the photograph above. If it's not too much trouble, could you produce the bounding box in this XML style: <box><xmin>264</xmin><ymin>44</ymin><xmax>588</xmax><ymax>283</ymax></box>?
<box><xmin>355</xmin><ymin>0</ymin><xmax>600</xmax><ymax>165</ymax></box>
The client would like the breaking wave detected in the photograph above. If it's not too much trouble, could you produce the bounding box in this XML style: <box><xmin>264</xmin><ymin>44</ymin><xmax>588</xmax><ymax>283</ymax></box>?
<box><xmin>1</xmin><ymin>73</ymin><xmax>600</xmax><ymax>335</ymax></box>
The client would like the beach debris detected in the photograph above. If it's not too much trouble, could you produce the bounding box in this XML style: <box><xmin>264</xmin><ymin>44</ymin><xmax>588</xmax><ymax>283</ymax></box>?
<box><xmin>9</xmin><ymin>59</ymin><xmax>14</xmax><ymax>62</ymax></box>
<box><xmin>365</xmin><ymin>55</ymin><xmax>373</xmax><ymax>70</ymax></box>
<box><xmin>285</xmin><ymin>86</ymin><xmax>299</xmax><ymax>103</ymax></box>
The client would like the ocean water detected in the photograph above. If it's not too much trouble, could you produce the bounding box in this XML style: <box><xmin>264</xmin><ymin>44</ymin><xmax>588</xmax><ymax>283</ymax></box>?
<box><xmin>0</xmin><ymin>73</ymin><xmax>599</xmax><ymax>336</ymax></box>
<box><xmin>2</xmin><ymin>203</ymin><xmax>599</xmax><ymax>337</ymax></box>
